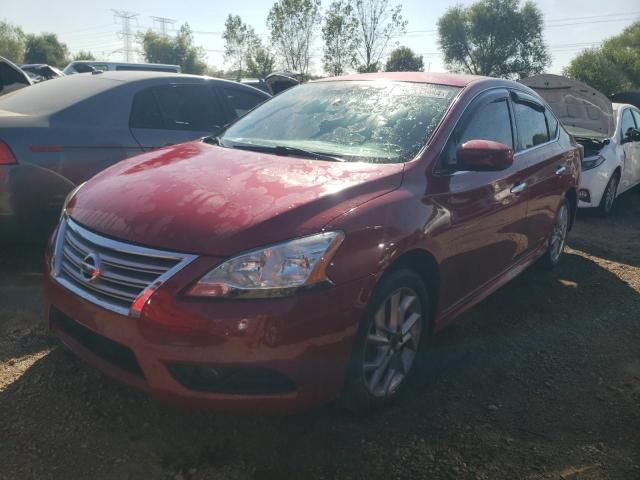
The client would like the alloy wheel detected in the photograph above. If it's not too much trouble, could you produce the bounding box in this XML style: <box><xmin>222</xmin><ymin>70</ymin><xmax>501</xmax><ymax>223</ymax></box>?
<box><xmin>363</xmin><ymin>288</ymin><xmax>423</xmax><ymax>398</ymax></box>
<box><xmin>549</xmin><ymin>202</ymin><xmax>569</xmax><ymax>263</ymax></box>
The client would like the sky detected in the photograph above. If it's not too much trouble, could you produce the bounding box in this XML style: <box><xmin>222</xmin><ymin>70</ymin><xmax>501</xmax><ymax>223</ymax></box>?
<box><xmin>3</xmin><ymin>0</ymin><xmax>639</xmax><ymax>75</ymax></box>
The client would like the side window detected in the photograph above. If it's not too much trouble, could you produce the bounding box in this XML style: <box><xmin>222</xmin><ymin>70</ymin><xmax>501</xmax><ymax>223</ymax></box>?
<box><xmin>632</xmin><ymin>110</ymin><xmax>640</xmax><ymax>130</ymax></box>
<box><xmin>513</xmin><ymin>102</ymin><xmax>549</xmax><ymax>150</ymax></box>
<box><xmin>620</xmin><ymin>109</ymin><xmax>637</xmax><ymax>139</ymax></box>
<box><xmin>219</xmin><ymin>86</ymin><xmax>267</xmax><ymax>118</ymax></box>
<box><xmin>545</xmin><ymin>109</ymin><xmax>559</xmax><ymax>139</ymax></box>
<box><xmin>440</xmin><ymin>97</ymin><xmax>514</xmax><ymax>169</ymax></box>
<box><xmin>131</xmin><ymin>85</ymin><xmax>227</xmax><ymax>132</ymax></box>
<box><xmin>130</xmin><ymin>88</ymin><xmax>164</xmax><ymax>129</ymax></box>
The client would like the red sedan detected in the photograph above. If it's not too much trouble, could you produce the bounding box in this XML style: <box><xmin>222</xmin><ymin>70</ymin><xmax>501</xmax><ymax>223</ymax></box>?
<box><xmin>45</xmin><ymin>72</ymin><xmax>580</xmax><ymax>411</ymax></box>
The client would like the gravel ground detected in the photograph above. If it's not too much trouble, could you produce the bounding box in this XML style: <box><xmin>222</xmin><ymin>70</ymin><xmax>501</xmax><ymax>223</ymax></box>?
<box><xmin>1</xmin><ymin>188</ymin><xmax>639</xmax><ymax>480</ymax></box>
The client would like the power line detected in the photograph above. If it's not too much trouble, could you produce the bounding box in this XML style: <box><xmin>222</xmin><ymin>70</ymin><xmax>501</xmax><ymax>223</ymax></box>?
<box><xmin>113</xmin><ymin>10</ymin><xmax>139</xmax><ymax>62</ymax></box>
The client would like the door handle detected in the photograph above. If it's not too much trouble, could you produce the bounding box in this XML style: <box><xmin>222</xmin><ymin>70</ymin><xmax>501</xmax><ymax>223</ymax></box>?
<box><xmin>555</xmin><ymin>165</ymin><xmax>567</xmax><ymax>176</ymax></box>
<box><xmin>510</xmin><ymin>182</ymin><xmax>527</xmax><ymax>194</ymax></box>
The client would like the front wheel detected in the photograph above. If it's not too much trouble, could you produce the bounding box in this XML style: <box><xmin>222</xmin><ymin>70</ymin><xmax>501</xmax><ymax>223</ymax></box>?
<box><xmin>540</xmin><ymin>198</ymin><xmax>570</xmax><ymax>270</ymax></box>
<box><xmin>342</xmin><ymin>269</ymin><xmax>430</xmax><ymax>413</ymax></box>
<box><xmin>598</xmin><ymin>172</ymin><xmax>619</xmax><ymax>217</ymax></box>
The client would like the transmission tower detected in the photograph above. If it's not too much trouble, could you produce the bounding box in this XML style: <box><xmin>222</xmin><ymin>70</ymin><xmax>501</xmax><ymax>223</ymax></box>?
<box><xmin>151</xmin><ymin>16</ymin><xmax>176</xmax><ymax>37</ymax></box>
<box><xmin>113</xmin><ymin>10</ymin><xmax>139</xmax><ymax>62</ymax></box>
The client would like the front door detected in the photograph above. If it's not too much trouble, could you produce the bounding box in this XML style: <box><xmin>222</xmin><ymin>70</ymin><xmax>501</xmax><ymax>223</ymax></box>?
<box><xmin>619</xmin><ymin>108</ymin><xmax>640</xmax><ymax>192</ymax></box>
<box><xmin>625</xmin><ymin>109</ymin><xmax>640</xmax><ymax>189</ymax></box>
<box><xmin>433</xmin><ymin>89</ymin><xmax>531</xmax><ymax>310</ymax></box>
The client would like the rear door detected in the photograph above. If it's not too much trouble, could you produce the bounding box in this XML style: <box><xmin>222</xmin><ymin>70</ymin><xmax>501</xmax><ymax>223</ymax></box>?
<box><xmin>511</xmin><ymin>90</ymin><xmax>570</xmax><ymax>249</ymax></box>
<box><xmin>435</xmin><ymin>89</ymin><xmax>531</xmax><ymax>308</ymax></box>
<box><xmin>129</xmin><ymin>83</ymin><xmax>231</xmax><ymax>150</ymax></box>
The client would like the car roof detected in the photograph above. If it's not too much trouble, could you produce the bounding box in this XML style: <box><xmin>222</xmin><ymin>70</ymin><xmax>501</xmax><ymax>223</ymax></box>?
<box><xmin>314</xmin><ymin>71</ymin><xmax>491</xmax><ymax>87</ymax></box>
<box><xmin>68</xmin><ymin>60</ymin><xmax>179</xmax><ymax>67</ymax></box>
<box><xmin>79</xmin><ymin>70</ymin><xmax>269</xmax><ymax>92</ymax></box>
<box><xmin>613</xmin><ymin>103</ymin><xmax>638</xmax><ymax>111</ymax></box>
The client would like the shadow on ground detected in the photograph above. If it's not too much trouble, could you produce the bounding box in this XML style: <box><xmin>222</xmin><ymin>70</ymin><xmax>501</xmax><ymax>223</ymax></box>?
<box><xmin>1</xmin><ymin>249</ymin><xmax>639</xmax><ymax>480</ymax></box>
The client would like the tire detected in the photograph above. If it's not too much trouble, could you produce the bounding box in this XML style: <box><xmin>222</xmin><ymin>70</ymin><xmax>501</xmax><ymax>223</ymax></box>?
<box><xmin>540</xmin><ymin>198</ymin><xmax>570</xmax><ymax>270</ymax></box>
<box><xmin>341</xmin><ymin>268</ymin><xmax>431</xmax><ymax>413</ymax></box>
<box><xmin>598</xmin><ymin>172</ymin><xmax>619</xmax><ymax>217</ymax></box>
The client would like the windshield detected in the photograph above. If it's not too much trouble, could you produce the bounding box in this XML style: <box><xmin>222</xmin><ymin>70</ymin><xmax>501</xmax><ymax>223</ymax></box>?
<box><xmin>220</xmin><ymin>80</ymin><xmax>460</xmax><ymax>163</ymax></box>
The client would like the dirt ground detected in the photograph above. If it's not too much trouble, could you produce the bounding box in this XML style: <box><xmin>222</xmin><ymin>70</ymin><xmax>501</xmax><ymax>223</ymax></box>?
<box><xmin>1</xmin><ymin>189</ymin><xmax>639</xmax><ymax>480</ymax></box>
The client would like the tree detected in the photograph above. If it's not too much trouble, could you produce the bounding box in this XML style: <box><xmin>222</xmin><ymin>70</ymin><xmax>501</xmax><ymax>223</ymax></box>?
<box><xmin>267</xmin><ymin>0</ymin><xmax>321</xmax><ymax>75</ymax></box>
<box><xmin>223</xmin><ymin>15</ymin><xmax>259</xmax><ymax>80</ymax></box>
<box><xmin>24</xmin><ymin>33</ymin><xmax>69</xmax><ymax>66</ymax></box>
<box><xmin>351</xmin><ymin>0</ymin><xmax>407</xmax><ymax>73</ymax></box>
<box><xmin>385</xmin><ymin>46</ymin><xmax>423</xmax><ymax>72</ymax></box>
<box><xmin>73</xmin><ymin>50</ymin><xmax>95</xmax><ymax>61</ymax></box>
<box><xmin>246</xmin><ymin>45</ymin><xmax>276</xmax><ymax>78</ymax></box>
<box><xmin>437</xmin><ymin>0</ymin><xmax>549</xmax><ymax>79</ymax></box>
<box><xmin>0</xmin><ymin>21</ymin><xmax>26</xmax><ymax>64</ymax></box>
<box><xmin>139</xmin><ymin>23</ymin><xmax>207</xmax><ymax>74</ymax></box>
<box><xmin>564</xmin><ymin>49</ymin><xmax>631</xmax><ymax>96</ymax></box>
<box><xmin>564</xmin><ymin>22</ymin><xmax>640</xmax><ymax>95</ymax></box>
<box><xmin>322</xmin><ymin>1</ymin><xmax>359</xmax><ymax>76</ymax></box>
<box><xmin>601</xmin><ymin>22</ymin><xmax>640</xmax><ymax>89</ymax></box>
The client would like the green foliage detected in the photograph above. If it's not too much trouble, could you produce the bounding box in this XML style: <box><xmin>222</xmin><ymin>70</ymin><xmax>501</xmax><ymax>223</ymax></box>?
<box><xmin>565</xmin><ymin>22</ymin><xmax>640</xmax><ymax>95</ymax></box>
<box><xmin>267</xmin><ymin>0</ymin><xmax>321</xmax><ymax>75</ymax></box>
<box><xmin>0</xmin><ymin>21</ymin><xmax>26</xmax><ymax>64</ymax></box>
<box><xmin>437</xmin><ymin>0</ymin><xmax>549</xmax><ymax>79</ymax></box>
<box><xmin>24</xmin><ymin>33</ymin><xmax>69</xmax><ymax>66</ymax></box>
<box><xmin>322</xmin><ymin>1</ymin><xmax>359</xmax><ymax>76</ymax></box>
<box><xmin>223</xmin><ymin>15</ymin><xmax>260</xmax><ymax>79</ymax></box>
<box><xmin>352</xmin><ymin>0</ymin><xmax>407</xmax><ymax>73</ymax></box>
<box><xmin>73</xmin><ymin>50</ymin><xmax>95</xmax><ymax>61</ymax></box>
<box><xmin>564</xmin><ymin>49</ymin><xmax>630</xmax><ymax>96</ymax></box>
<box><xmin>206</xmin><ymin>66</ymin><xmax>226</xmax><ymax>78</ymax></box>
<box><xmin>246</xmin><ymin>45</ymin><xmax>276</xmax><ymax>78</ymax></box>
<box><xmin>385</xmin><ymin>46</ymin><xmax>423</xmax><ymax>72</ymax></box>
<box><xmin>139</xmin><ymin>23</ymin><xmax>207</xmax><ymax>75</ymax></box>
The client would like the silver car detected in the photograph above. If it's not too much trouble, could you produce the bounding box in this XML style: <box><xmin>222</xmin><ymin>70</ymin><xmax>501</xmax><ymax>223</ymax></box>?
<box><xmin>0</xmin><ymin>71</ymin><xmax>270</xmax><ymax>240</ymax></box>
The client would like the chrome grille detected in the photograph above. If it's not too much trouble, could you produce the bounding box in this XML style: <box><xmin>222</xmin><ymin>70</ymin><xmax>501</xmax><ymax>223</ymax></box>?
<box><xmin>52</xmin><ymin>217</ymin><xmax>197</xmax><ymax>316</ymax></box>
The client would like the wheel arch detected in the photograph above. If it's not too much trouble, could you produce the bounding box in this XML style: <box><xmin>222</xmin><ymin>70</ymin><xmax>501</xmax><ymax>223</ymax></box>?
<box><xmin>381</xmin><ymin>248</ymin><xmax>440</xmax><ymax>326</ymax></box>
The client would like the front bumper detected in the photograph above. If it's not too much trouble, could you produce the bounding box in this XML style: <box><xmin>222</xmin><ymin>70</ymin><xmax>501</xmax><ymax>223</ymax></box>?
<box><xmin>45</xmin><ymin>268</ymin><xmax>374</xmax><ymax>411</ymax></box>
<box><xmin>577</xmin><ymin>165</ymin><xmax>614</xmax><ymax>209</ymax></box>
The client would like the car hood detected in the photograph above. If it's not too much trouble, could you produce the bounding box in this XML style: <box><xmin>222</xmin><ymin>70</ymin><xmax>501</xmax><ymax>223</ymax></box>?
<box><xmin>67</xmin><ymin>141</ymin><xmax>404</xmax><ymax>256</ymax></box>
<box><xmin>520</xmin><ymin>74</ymin><xmax>614</xmax><ymax>138</ymax></box>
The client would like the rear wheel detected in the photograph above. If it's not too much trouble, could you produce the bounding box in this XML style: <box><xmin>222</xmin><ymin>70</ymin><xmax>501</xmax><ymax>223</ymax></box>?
<box><xmin>540</xmin><ymin>198</ymin><xmax>570</xmax><ymax>270</ymax></box>
<box><xmin>342</xmin><ymin>269</ymin><xmax>430</xmax><ymax>413</ymax></box>
<box><xmin>598</xmin><ymin>172</ymin><xmax>619</xmax><ymax>217</ymax></box>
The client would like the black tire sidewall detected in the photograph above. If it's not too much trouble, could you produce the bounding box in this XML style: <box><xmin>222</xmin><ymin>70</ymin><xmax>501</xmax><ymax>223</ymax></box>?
<box><xmin>542</xmin><ymin>198</ymin><xmax>570</xmax><ymax>270</ymax></box>
<box><xmin>599</xmin><ymin>173</ymin><xmax>619</xmax><ymax>217</ymax></box>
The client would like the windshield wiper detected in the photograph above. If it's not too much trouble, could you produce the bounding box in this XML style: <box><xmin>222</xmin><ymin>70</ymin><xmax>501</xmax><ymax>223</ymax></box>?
<box><xmin>229</xmin><ymin>143</ymin><xmax>345</xmax><ymax>162</ymax></box>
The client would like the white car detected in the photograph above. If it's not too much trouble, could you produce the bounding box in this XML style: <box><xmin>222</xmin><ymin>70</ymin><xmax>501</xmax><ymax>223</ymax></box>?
<box><xmin>521</xmin><ymin>75</ymin><xmax>640</xmax><ymax>216</ymax></box>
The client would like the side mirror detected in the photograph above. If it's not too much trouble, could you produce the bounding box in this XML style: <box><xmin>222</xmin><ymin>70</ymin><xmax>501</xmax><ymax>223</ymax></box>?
<box><xmin>456</xmin><ymin>139</ymin><xmax>514</xmax><ymax>171</ymax></box>
<box><xmin>623</xmin><ymin>127</ymin><xmax>640</xmax><ymax>143</ymax></box>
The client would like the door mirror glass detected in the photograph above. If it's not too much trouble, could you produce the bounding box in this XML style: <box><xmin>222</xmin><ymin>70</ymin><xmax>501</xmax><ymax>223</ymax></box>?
<box><xmin>457</xmin><ymin>139</ymin><xmax>514</xmax><ymax>171</ymax></box>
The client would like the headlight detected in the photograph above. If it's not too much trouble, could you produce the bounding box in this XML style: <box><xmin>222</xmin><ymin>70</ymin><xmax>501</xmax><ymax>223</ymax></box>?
<box><xmin>581</xmin><ymin>155</ymin><xmax>605</xmax><ymax>171</ymax></box>
<box><xmin>60</xmin><ymin>182</ymin><xmax>86</xmax><ymax>219</ymax></box>
<box><xmin>187</xmin><ymin>232</ymin><xmax>345</xmax><ymax>298</ymax></box>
